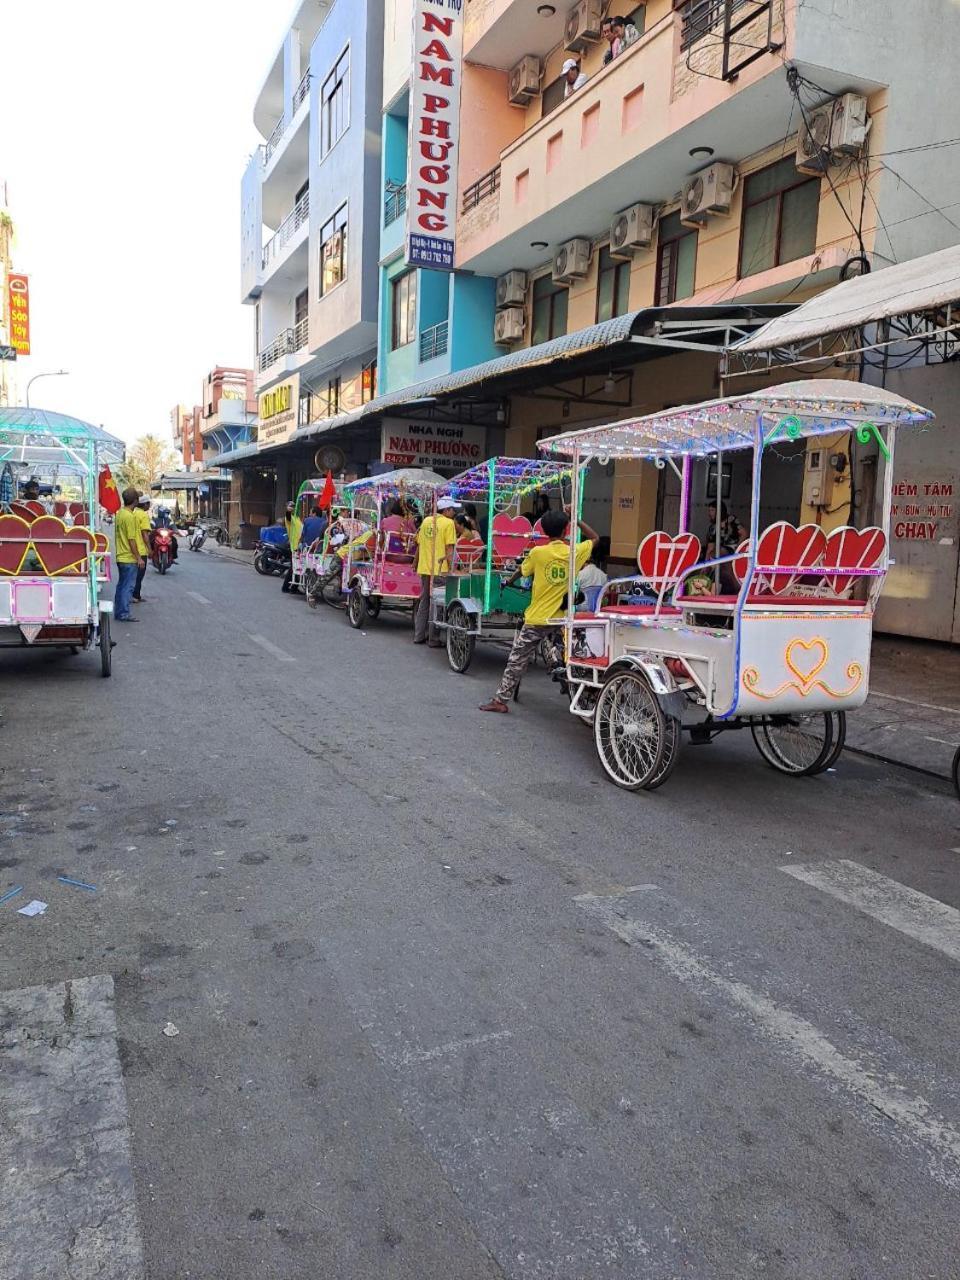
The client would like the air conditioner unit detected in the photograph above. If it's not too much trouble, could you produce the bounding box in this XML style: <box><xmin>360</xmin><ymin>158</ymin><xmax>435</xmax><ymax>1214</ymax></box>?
<box><xmin>494</xmin><ymin>306</ymin><xmax>525</xmax><ymax>345</ymax></box>
<box><xmin>680</xmin><ymin>162</ymin><xmax>735</xmax><ymax>226</ymax></box>
<box><xmin>552</xmin><ymin>237</ymin><xmax>591</xmax><ymax>283</ymax></box>
<box><xmin>609</xmin><ymin>203</ymin><xmax>655</xmax><ymax>259</ymax></box>
<box><xmin>509</xmin><ymin>55</ymin><xmax>542</xmax><ymax>106</ymax></box>
<box><xmin>564</xmin><ymin>0</ymin><xmax>604</xmax><ymax>52</ymax></box>
<box><xmin>496</xmin><ymin>269</ymin><xmax>528</xmax><ymax>309</ymax></box>
<box><xmin>830</xmin><ymin>91</ymin><xmax>868</xmax><ymax>155</ymax></box>
<box><xmin>796</xmin><ymin>102</ymin><xmax>834</xmax><ymax>175</ymax></box>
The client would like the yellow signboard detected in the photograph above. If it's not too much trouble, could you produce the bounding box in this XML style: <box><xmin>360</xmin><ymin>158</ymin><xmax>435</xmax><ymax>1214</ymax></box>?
<box><xmin>257</xmin><ymin>372</ymin><xmax>300</xmax><ymax>449</ymax></box>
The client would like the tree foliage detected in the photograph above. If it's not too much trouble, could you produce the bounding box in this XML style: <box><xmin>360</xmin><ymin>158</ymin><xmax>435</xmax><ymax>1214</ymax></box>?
<box><xmin>116</xmin><ymin>434</ymin><xmax>178</xmax><ymax>495</ymax></box>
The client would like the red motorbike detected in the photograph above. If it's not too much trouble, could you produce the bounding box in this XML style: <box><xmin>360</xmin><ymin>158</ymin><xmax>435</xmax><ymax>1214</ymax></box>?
<box><xmin>151</xmin><ymin>527</ymin><xmax>176</xmax><ymax>575</ymax></box>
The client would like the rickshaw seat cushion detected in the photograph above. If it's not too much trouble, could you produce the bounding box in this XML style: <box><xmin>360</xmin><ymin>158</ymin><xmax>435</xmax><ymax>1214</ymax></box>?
<box><xmin>573</xmin><ymin>604</ymin><xmax>683</xmax><ymax>619</ymax></box>
<box><xmin>684</xmin><ymin>593</ymin><xmax>865</xmax><ymax>608</ymax></box>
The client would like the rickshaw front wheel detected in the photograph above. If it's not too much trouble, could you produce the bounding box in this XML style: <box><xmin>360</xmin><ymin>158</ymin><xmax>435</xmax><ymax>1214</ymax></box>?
<box><xmin>594</xmin><ymin>671</ymin><xmax>669</xmax><ymax>791</ymax></box>
<box><xmin>347</xmin><ymin>586</ymin><xmax>368</xmax><ymax>629</ymax></box>
<box><xmin>446</xmin><ymin>603</ymin><xmax>475</xmax><ymax>673</ymax></box>
<box><xmin>751</xmin><ymin>712</ymin><xmax>834</xmax><ymax>776</ymax></box>
<box><xmin>99</xmin><ymin>615</ymin><xmax>112</xmax><ymax>678</ymax></box>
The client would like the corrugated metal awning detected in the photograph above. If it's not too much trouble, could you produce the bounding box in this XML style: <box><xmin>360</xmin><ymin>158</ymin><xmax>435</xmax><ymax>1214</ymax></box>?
<box><xmin>734</xmin><ymin>245</ymin><xmax>960</xmax><ymax>354</ymax></box>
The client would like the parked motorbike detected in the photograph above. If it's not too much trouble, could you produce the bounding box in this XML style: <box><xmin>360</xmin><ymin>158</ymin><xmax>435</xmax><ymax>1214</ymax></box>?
<box><xmin>151</xmin><ymin>527</ymin><xmax>176</xmax><ymax>575</ymax></box>
<box><xmin>189</xmin><ymin>523</ymin><xmax>208</xmax><ymax>552</ymax></box>
<box><xmin>253</xmin><ymin>540</ymin><xmax>291</xmax><ymax>578</ymax></box>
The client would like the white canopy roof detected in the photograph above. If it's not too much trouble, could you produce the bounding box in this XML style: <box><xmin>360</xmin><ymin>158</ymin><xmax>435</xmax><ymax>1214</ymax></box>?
<box><xmin>341</xmin><ymin>467</ymin><xmax>448</xmax><ymax>495</ymax></box>
<box><xmin>538</xmin><ymin>380</ymin><xmax>933</xmax><ymax>460</ymax></box>
<box><xmin>734</xmin><ymin>245</ymin><xmax>960</xmax><ymax>354</ymax></box>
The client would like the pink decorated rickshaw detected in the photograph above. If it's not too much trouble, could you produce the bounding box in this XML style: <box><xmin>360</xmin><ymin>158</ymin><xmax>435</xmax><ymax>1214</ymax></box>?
<box><xmin>0</xmin><ymin>408</ymin><xmax>121</xmax><ymax>676</ymax></box>
<box><xmin>538</xmin><ymin>380</ymin><xmax>933</xmax><ymax>790</ymax></box>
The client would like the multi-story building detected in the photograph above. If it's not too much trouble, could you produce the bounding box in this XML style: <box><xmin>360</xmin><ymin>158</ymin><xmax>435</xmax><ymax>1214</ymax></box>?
<box><xmin>238</xmin><ymin>0</ymin><xmax>386</xmax><ymax>503</ymax></box>
<box><xmin>200</xmin><ymin>367</ymin><xmax>257</xmax><ymax>464</ymax></box>
<box><xmin>0</xmin><ymin>179</ymin><xmax>19</xmax><ymax>408</ymax></box>
<box><xmin>171</xmin><ymin>404</ymin><xmax>202</xmax><ymax>470</ymax></box>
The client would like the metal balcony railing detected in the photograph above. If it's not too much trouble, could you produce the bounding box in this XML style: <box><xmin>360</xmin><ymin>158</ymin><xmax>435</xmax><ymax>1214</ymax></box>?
<box><xmin>257</xmin><ymin>318</ymin><xmax>309</xmax><ymax>373</ymax></box>
<box><xmin>264</xmin><ymin>115</ymin><xmax>285</xmax><ymax>163</ymax></box>
<box><xmin>384</xmin><ymin>183</ymin><xmax>407</xmax><ymax>227</ymax></box>
<box><xmin>462</xmin><ymin>165</ymin><xmax>500</xmax><ymax>214</ymax></box>
<box><xmin>293</xmin><ymin>69</ymin><xmax>310</xmax><ymax>113</ymax></box>
<box><xmin>419</xmin><ymin>321</ymin><xmax>449</xmax><ymax>363</ymax></box>
<box><xmin>262</xmin><ymin>191</ymin><xmax>310</xmax><ymax>269</ymax></box>
<box><xmin>680</xmin><ymin>0</ymin><xmax>749</xmax><ymax>49</ymax></box>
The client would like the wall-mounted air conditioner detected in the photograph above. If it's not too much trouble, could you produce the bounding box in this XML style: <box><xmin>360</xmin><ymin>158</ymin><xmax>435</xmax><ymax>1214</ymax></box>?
<box><xmin>552</xmin><ymin>237</ymin><xmax>591</xmax><ymax>283</ymax></box>
<box><xmin>796</xmin><ymin>102</ymin><xmax>834</xmax><ymax>175</ymax></box>
<box><xmin>494</xmin><ymin>307</ymin><xmax>525</xmax><ymax>345</ymax></box>
<box><xmin>830</xmin><ymin>92</ymin><xmax>868</xmax><ymax>154</ymax></box>
<box><xmin>509</xmin><ymin>56</ymin><xmax>542</xmax><ymax>106</ymax></box>
<box><xmin>564</xmin><ymin>0</ymin><xmax>604</xmax><ymax>53</ymax></box>
<box><xmin>609</xmin><ymin>204</ymin><xmax>655</xmax><ymax>259</ymax></box>
<box><xmin>680</xmin><ymin>162</ymin><xmax>735</xmax><ymax>225</ymax></box>
<box><xmin>496</xmin><ymin>270</ymin><xmax>528</xmax><ymax>309</ymax></box>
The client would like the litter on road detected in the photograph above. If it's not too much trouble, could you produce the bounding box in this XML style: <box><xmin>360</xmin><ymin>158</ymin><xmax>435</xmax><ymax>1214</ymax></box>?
<box><xmin>0</xmin><ymin>885</ymin><xmax>24</xmax><ymax>906</ymax></box>
<box><xmin>57</xmin><ymin>875</ymin><xmax>97</xmax><ymax>892</ymax></box>
<box><xmin>18</xmin><ymin>899</ymin><xmax>48</xmax><ymax>917</ymax></box>
<box><xmin>162</xmin><ymin>1022</ymin><xmax>180</xmax><ymax>1037</ymax></box>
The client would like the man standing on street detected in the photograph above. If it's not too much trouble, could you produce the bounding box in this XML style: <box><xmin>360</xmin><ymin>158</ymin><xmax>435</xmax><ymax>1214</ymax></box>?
<box><xmin>132</xmin><ymin>494</ymin><xmax>153</xmax><ymax>603</ymax></box>
<box><xmin>413</xmin><ymin>495</ymin><xmax>458</xmax><ymax>646</ymax></box>
<box><xmin>114</xmin><ymin>488</ymin><xmax>147</xmax><ymax>623</ymax></box>
<box><xmin>479</xmin><ymin>507</ymin><xmax>598</xmax><ymax>713</ymax></box>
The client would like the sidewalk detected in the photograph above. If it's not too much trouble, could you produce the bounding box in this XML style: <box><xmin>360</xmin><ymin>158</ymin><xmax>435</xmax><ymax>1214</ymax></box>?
<box><xmin>848</xmin><ymin>634</ymin><xmax>960</xmax><ymax>780</ymax></box>
<box><xmin>200</xmin><ymin>543</ymin><xmax>958</xmax><ymax>780</ymax></box>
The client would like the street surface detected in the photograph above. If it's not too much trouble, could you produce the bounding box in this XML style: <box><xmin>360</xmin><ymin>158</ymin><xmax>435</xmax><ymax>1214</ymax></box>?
<box><xmin>2</xmin><ymin>550</ymin><xmax>959</xmax><ymax>1280</ymax></box>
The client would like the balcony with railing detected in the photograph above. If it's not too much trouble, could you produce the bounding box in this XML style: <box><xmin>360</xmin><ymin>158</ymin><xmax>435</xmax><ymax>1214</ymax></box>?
<box><xmin>257</xmin><ymin>316</ymin><xmax>309</xmax><ymax>374</ymax></box>
<box><xmin>292</xmin><ymin>68</ymin><xmax>310</xmax><ymax>114</ymax></box>
<box><xmin>264</xmin><ymin>115</ymin><xmax>286</xmax><ymax>164</ymax></box>
<box><xmin>262</xmin><ymin>190</ymin><xmax>310</xmax><ymax>271</ymax></box>
<box><xmin>462</xmin><ymin>166</ymin><xmax>501</xmax><ymax>214</ymax></box>
<box><xmin>419</xmin><ymin>321</ymin><xmax>449</xmax><ymax>364</ymax></box>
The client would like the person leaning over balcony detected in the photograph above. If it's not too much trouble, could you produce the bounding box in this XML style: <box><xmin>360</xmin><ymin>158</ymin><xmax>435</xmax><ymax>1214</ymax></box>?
<box><xmin>612</xmin><ymin>14</ymin><xmax>641</xmax><ymax>56</ymax></box>
<box><xmin>601</xmin><ymin>16</ymin><xmax>617</xmax><ymax>64</ymax></box>
<box><xmin>562</xmin><ymin>58</ymin><xmax>587</xmax><ymax>97</ymax></box>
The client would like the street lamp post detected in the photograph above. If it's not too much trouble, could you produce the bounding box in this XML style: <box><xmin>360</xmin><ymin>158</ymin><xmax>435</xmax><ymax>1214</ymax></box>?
<box><xmin>25</xmin><ymin>369</ymin><xmax>69</xmax><ymax>408</ymax></box>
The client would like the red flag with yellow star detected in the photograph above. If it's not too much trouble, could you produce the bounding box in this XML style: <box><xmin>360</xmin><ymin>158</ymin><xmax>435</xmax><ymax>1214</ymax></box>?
<box><xmin>98</xmin><ymin>465</ymin><xmax>122</xmax><ymax>514</ymax></box>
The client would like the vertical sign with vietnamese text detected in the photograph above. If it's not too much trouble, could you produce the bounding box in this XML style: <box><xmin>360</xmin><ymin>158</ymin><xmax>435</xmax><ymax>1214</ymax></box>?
<box><xmin>7</xmin><ymin>274</ymin><xmax>30</xmax><ymax>356</ymax></box>
<box><xmin>405</xmin><ymin>0</ymin><xmax>463</xmax><ymax>272</ymax></box>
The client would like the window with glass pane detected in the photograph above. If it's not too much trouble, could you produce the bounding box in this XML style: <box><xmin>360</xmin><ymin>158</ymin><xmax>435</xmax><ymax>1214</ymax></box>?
<box><xmin>391</xmin><ymin>272</ymin><xmax>417</xmax><ymax>349</ymax></box>
<box><xmin>655</xmin><ymin>210</ymin><xmax>697</xmax><ymax>305</ymax></box>
<box><xmin>321</xmin><ymin>48</ymin><xmax>349</xmax><ymax>157</ymax></box>
<box><xmin>596</xmin><ymin>247</ymin><xmax>631</xmax><ymax>323</ymax></box>
<box><xmin>531</xmin><ymin>276</ymin><xmax>569</xmax><ymax>344</ymax></box>
<box><xmin>319</xmin><ymin>205</ymin><xmax>347</xmax><ymax>296</ymax></box>
<box><xmin>294</xmin><ymin>289</ymin><xmax>308</xmax><ymax>325</ymax></box>
<box><xmin>540</xmin><ymin>76</ymin><xmax>566</xmax><ymax>119</ymax></box>
<box><xmin>626</xmin><ymin>4</ymin><xmax>646</xmax><ymax>36</ymax></box>
<box><xmin>739</xmin><ymin>156</ymin><xmax>819</xmax><ymax>278</ymax></box>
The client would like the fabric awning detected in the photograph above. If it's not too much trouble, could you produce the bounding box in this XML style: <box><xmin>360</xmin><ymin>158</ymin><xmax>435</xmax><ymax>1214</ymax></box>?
<box><xmin>734</xmin><ymin>244</ymin><xmax>960</xmax><ymax>354</ymax></box>
<box><xmin>152</xmin><ymin>472</ymin><xmax>230</xmax><ymax>492</ymax></box>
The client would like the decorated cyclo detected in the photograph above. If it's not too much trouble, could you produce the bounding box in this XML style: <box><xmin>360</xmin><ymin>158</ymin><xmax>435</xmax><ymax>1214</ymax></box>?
<box><xmin>288</xmin><ymin>476</ymin><xmax>340</xmax><ymax>595</ymax></box>
<box><xmin>439</xmin><ymin>456</ymin><xmax>584</xmax><ymax>674</ymax></box>
<box><xmin>0</xmin><ymin>407</ymin><xmax>123</xmax><ymax>677</ymax></box>
<box><xmin>334</xmin><ymin>467</ymin><xmax>447</xmax><ymax>628</ymax></box>
<box><xmin>537</xmin><ymin>379</ymin><xmax>933</xmax><ymax>791</ymax></box>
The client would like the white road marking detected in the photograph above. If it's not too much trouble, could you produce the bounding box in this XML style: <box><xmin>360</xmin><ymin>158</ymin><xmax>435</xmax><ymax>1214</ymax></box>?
<box><xmin>924</xmin><ymin>735</ymin><xmax>959</xmax><ymax>747</ymax></box>
<box><xmin>871</xmin><ymin>689</ymin><xmax>960</xmax><ymax>716</ymax></box>
<box><xmin>248</xmin><ymin>633</ymin><xmax>295</xmax><ymax>663</ymax></box>
<box><xmin>394</xmin><ymin>1029</ymin><xmax>512</xmax><ymax>1067</ymax></box>
<box><xmin>186</xmin><ymin>590</ymin><xmax>211</xmax><ymax>605</ymax></box>
<box><xmin>781</xmin><ymin>859</ymin><xmax>960</xmax><ymax>965</ymax></box>
<box><xmin>575</xmin><ymin>885</ymin><xmax>659</xmax><ymax>901</ymax></box>
<box><xmin>578</xmin><ymin>895</ymin><xmax>960</xmax><ymax>1190</ymax></box>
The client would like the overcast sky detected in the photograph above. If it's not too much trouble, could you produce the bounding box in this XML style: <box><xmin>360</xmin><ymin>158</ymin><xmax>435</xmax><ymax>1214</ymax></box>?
<box><xmin>1</xmin><ymin>0</ymin><xmax>283</xmax><ymax>446</ymax></box>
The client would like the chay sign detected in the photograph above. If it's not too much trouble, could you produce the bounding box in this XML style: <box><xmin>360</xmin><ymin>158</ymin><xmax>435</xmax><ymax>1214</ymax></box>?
<box><xmin>258</xmin><ymin>373</ymin><xmax>300</xmax><ymax>448</ymax></box>
<box><xmin>405</xmin><ymin>0</ymin><xmax>463</xmax><ymax>272</ymax></box>
<box><xmin>381</xmin><ymin>419</ymin><xmax>484</xmax><ymax>473</ymax></box>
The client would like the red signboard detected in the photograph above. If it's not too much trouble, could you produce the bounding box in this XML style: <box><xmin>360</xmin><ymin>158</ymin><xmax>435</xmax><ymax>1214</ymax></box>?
<box><xmin>7</xmin><ymin>274</ymin><xmax>30</xmax><ymax>356</ymax></box>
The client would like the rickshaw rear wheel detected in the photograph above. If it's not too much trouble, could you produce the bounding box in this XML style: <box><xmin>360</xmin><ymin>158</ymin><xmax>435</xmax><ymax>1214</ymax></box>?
<box><xmin>814</xmin><ymin>711</ymin><xmax>847</xmax><ymax>773</ymax></box>
<box><xmin>348</xmin><ymin>586</ymin><xmax>368</xmax><ymax>629</ymax></box>
<box><xmin>366</xmin><ymin>596</ymin><xmax>381</xmax><ymax>621</ymax></box>
<box><xmin>99</xmin><ymin>615</ymin><xmax>112</xmax><ymax>678</ymax></box>
<box><xmin>446</xmin><ymin>603</ymin><xmax>475</xmax><ymax>673</ymax></box>
<box><xmin>320</xmin><ymin>565</ymin><xmax>343</xmax><ymax>606</ymax></box>
<box><xmin>751</xmin><ymin>712</ymin><xmax>834</xmax><ymax>776</ymax></box>
<box><xmin>647</xmin><ymin>711</ymin><xmax>683</xmax><ymax>788</ymax></box>
<box><xmin>953</xmin><ymin>746</ymin><xmax>960</xmax><ymax>800</ymax></box>
<box><xmin>594</xmin><ymin>671</ymin><xmax>668</xmax><ymax>791</ymax></box>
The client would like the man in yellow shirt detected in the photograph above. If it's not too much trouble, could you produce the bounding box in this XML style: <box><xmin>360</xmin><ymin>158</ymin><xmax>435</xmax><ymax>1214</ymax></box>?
<box><xmin>479</xmin><ymin>507</ymin><xmax>598</xmax><ymax>713</ymax></box>
<box><xmin>113</xmin><ymin>488</ymin><xmax>148</xmax><ymax>622</ymax></box>
<box><xmin>132</xmin><ymin>493</ymin><xmax>153</xmax><ymax>603</ymax></box>
<box><xmin>413</xmin><ymin>495</ymin><xmax>458</xmax><ymax>645</ymax></box>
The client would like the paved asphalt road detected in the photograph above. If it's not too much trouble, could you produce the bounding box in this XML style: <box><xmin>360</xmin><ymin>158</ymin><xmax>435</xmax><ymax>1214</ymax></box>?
<box><xmin>1</xmin><ymin>550</ymin><xmax>959</xmax><ymax>1279</ymax></box>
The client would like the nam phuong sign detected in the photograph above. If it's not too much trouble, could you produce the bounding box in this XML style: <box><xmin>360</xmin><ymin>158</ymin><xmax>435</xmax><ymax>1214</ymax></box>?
<box><xmin>405</xmin><ymin>0</ymin><xmax>463</xmax><ymax>272</ymax></box>
<box><xmin>381</xmin><ymin>419</ymin><xmax>484</xmax><ymax>474</ymax></box>
<box><xmin>7</xmin><ymin>274</ymin><xmax>30</xmax><ymax>356</ymax></box>
<box><xmin>257</xmin><ymin>372</ymin><xmax>300</xmax><ymax>449</ymax></box>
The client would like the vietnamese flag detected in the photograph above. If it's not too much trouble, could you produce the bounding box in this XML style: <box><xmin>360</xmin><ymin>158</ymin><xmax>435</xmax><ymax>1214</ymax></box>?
<box><xmin>98</xmin><ymin>465</ymin><xmax>122</xmax><ymax>514</ymax></box>
<box><xmin>318</xmin><ymin>471</ymin><xmax>336</xmax><ymax>511</ymax></box>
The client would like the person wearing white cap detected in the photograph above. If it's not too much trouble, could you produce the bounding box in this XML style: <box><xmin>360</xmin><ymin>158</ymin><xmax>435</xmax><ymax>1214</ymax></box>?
<box><xmin>413</xmin><ymin>495</ymin><xmax>459</xmax><ymax>645</ymax></box>
<box><xmin>132</xmin><ymin>493</ymin><xmax>153</xmax><ymax>603</ymax></box>
<box><xmin>562</xmin><ymin>57</ymin><xmax>586</xmax><ymax>97</ymax></box>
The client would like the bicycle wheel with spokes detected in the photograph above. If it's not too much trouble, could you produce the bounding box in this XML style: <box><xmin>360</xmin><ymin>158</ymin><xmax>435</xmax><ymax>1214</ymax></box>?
<box><xmin>751</xmin><ymin>711</ymin><xmax>834</xmax><ymax>776</ymax></box>
<box><xmin>814</xmin><ymin>711</ymin><xmax>847</xmax><ymax>773</ymax></box>
<box><xmin>321</xmin><ymin>566</ymin><xmax>344</xmax><ymax>607</ymax></box>
<box><xmin>348</xmin><ymin>587</ymin><xmax>367</xmax><ymax>629</ymax></box>
<box><xmin>446</xmin><ymin>602</ymin><xmax>475</xmax><ymax>673</ymax></box>
<box><xmin>593</xmin><ymin>671</ymin><xmax>667</xmax><ymax>791</ymax></box>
